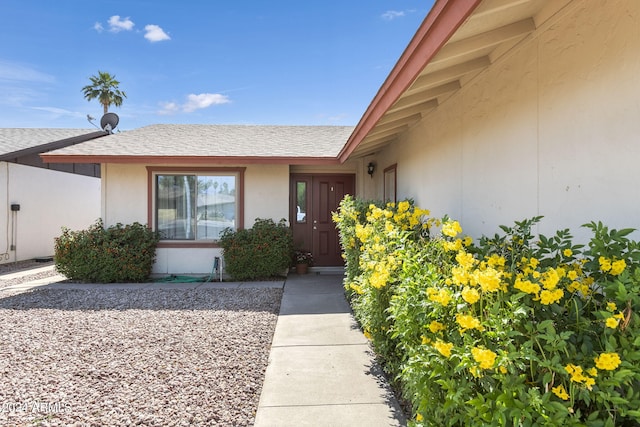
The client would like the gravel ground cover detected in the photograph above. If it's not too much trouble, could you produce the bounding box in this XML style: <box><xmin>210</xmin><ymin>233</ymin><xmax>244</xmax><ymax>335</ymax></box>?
<box><xmin>0</xmin><ymin>261</ymin><xmax>58</xmax><ymax>291</ymax></box>
<box><xmin>0</xmin><ymin>286</ymin><xmax>282</xmax><ymax>426</ymax></box>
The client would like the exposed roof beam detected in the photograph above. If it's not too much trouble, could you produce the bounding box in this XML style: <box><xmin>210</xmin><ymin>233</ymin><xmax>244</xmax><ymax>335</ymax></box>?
<box><xmin>430</xmin><ymin>18</ymin><xmax>536</xmax><ymax>65</ymax></box>
<box><xmin>390</xmin><ymin>81</ymin><xmax>459</xmax><ymax>112</ymax></box>
<box><xmin>352</xmin><ymin>138</ymin><xmax>397</xmax><ymax>156</ymax></box>
<box><xmin>407</xmin><ymin>56</ymin><xmax>491</xmax><ymax>94</ymax></box>
<box><xmin>338</xmin><ymin>0</ymin><xmax>483</xmax><ymax>162</ymax></box>
<box><xmin>366</xmin><ymin>125</ymin><xmax>409</xmax><ymax>141</ymax></box>
<box><xmin>472</xmin><ymin>0</ymin><xmax>534</xmax><ymax>19</ymax></box>
<box><xmin>378</xmin><ymin>102</ymin><xmax>437</xmax><ymax>125</ymax></box>
<box><xmin>374</xmin><ymin>113</ymin><xmax>422</xmax><ymax>133</ymax></box>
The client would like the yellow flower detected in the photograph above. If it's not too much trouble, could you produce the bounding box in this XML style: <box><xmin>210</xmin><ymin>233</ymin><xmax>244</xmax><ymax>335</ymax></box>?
<box><xmin>499</xmin><ymin>366</ymin><xmax>507</xmax><ymax>374</ymax></box>
<box><xmin>567</xmin><ymin>270</ymin><xmax>578</xmax><ymax>281</ymax></box>
<box><xmin>563</xmin><ymin>249</ymin><xmax>573</xmax><ymax>257</ymax></box>
<box><xmin>463</xmin><ymin>236</ymin><xmax>473</xmax><ymax>247</ymax></box>
<box><xmin>594</xmin><ymin>352</ymin><xmax>621</xmax><ymax>370</ymax></box>
<box><xmin>433</xmin><ymin>340</ymin><xmax>454</xmax><ymax>358</ymax></box>
<box><xmin>456</xmin><ymin>313</ymin><xmax>483</xmax><ymax>333</ymax></box>
<box><xmin>541</xmin><ymin>268</ymin><xmax>560</xmax><ymax>290</ymax></box>
<box><xmin>461</xmin><ymin>286</ymin><xmax>480</xmax><ymax>304</ymax></box>
<box><xmin>428</xmin><ymin>321</ymin><xmax>445</xmax><ymax>334</ymax></box>
<box><xmin>471</xmin><ymin>347</ymin><xmax>496</xmax><ymax>369</ymax></box>
<box><xmin>421</xmin><ymin>335</ymin><xmax>431</xmax><ymax>345</ymax></box>
<box><xmin>486</xmin><ymin>254</ymin><xmax>506</xmax><ymax>268</ymax></box>
<box><xmin>349</xmin><ymin>283</ymin><xmax>364</xmax><ymax>295</ymax></box>
<box><xmin>473</xmin><ymin>267</ymin><xmax>502</xmax><ymax>293</ymax></box>
<box><xmin>427</xmin><ymin>288</ymin><xmax>452</xmax><ymax>306</ymax></box>
<box><xmin>605</xmin><ymin>317</ymin><xmax>620</xmax><ymax>329</ymax></box>
<box><xmin>610</xmin><ymin>259</ymin><xmax>626</xmax><ymax>276</ymax></box>
<box><xmin>443</xmin><ymin>239</ymin><xmax>463</xmax><ymax>252</ymax></box>
<box><xmin>451</xmin><ymin>266</ymin><xmax>471</xmax><ymax>286</ymax></box>
<box><xmin>540</xmin><ymin>289</ymin><xmax>564</xmax><ymax>305</ymax></box>
<box><xmin>442</xmin><ymin>220</ymin><xmax>462</xmax><ymax>237</ymax></box>
<box><xmin>397</xmin><ymin>200</ymin><xmax>410</xmax><ymax>213</ymax></box>
<box><xmin>607</xmin><ymin>302</ymin><xmax>617</xmax><ymax>311</ymax></box>
<box><xmin>599</xmin><ymin>256</ymin><xmax>612</xmax><ymax>272</ymax></box>
<box><xmin>564</xmin><ymin>363</ymin><xmax>595</xmax><ymax>389</ymax></box>
<box><xmin>363</xmin><ymin>330</ymin><xmax>372</xmax><ymax>340</ymax></box>
<box><xmin>456</xmin><ymin>251</ymin><xmax>476</xmax><ymax>270</ymax></box>
<box><xmin>416</xmin><ymin>413</ymin><xmax>424</xmax><ymax>422</ymax></box>
<box><xmin>514</xmin><ymin>278</ymin><xmax>540</xmax><ymax>296</ymax></box>
<box><xmin>552</xmin><ymin>384</ymin><xmax>569</xmax><ymax>400</ymax></box>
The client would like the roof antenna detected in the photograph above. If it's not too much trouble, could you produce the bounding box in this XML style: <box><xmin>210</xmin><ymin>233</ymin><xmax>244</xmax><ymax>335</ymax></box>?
<box><xmin>100</xmin><ymin>113</ymin><xmax>119</xmax><ymax>134</ymax></box>
<box><xmin>87</xmin><ymin>114</ymin><xmax>100</xmax><ymax>129</ymax></box>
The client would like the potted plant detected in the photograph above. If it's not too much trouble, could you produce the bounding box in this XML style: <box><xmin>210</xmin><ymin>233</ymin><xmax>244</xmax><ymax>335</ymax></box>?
<box><xmin>294</xmin><ymin>250</ymin><xmax>314</xmax><ymax>274</ymax></box>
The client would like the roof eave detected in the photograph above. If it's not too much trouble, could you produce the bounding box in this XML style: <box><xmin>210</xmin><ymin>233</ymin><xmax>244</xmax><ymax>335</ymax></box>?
<box><xmin>338</xmin><ymin>0</ymin><xmax>482</xmax><ymax>162</ymax></box>
<box><xmin>39</xmin><ymin>154</ymin><xmax>343</xmax><ymax>166</ymax></box>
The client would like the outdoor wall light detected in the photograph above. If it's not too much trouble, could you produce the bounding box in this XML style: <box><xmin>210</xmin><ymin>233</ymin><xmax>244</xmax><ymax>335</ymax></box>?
<box><xmin>367</xmin><ymin>162</ymin><xmax>375</xmax><ymax>177</ymax></box>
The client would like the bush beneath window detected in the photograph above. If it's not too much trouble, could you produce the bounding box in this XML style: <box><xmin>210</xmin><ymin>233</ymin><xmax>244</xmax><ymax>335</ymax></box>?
<box><xmin>219</xmin><ymin>218</ymin><xmax>293</xmax><ymax>281</ymax></box>
<box><xmin>54</xmin><ymin>219</ymin><xmax>160</xmax><ymax>283</ymax></box>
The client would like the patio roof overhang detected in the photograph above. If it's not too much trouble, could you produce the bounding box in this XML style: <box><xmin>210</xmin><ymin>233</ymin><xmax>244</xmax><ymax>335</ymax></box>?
<box><xmin>340</xmin><ymin>0</ymin><xmax>573</xmax><ymax>161</ymax></box>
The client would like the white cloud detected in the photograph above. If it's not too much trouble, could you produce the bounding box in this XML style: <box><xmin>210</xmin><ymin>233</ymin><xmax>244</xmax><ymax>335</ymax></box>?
<box><xmin>158</xmin><ymin>102</ymin><xmax>180</xmax><ymax>115</ymax></box>
<box><xmin>158</xmin><ymin>93</ymin><xmax>230</xmax><ymax>115</ymax></box>
<box><xmin>94</xmin><ymin>22</ymin><xmax>104</xmax><ymax>33</ymax></box>
<box><xmin>184</xmin><ymin>93</ymin><xmax>229</xmax><ymax>112</ymax></box>
<box><xmin>381</xmin><ymin>10</ymin><xmax>406</xmax><ymax>20</ymax></box>
<box><xmin>144</xmin><ymin>24</ymin><xmax>171</xmax><ymax>42</ymax></box>
<box><xmin>0</xmin><ymin>61</ymin><xmax>55</xmax><ymax>83</ymax></box>
<box><xmin>32</xmin><ymin>107</ymin><xmax>84</xmax><ymax>119</ymax></box>
<box><xmin>108</xmin><ymin>15</ymin><xmax>135</xmax><ymax>32</ymax></box>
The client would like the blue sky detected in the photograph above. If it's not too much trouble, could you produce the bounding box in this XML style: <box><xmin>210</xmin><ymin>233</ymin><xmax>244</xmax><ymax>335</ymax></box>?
<box><xmin>1</xmin><ymin>1</ymin><xmax>433</xmax><ymax>131</ymax></box>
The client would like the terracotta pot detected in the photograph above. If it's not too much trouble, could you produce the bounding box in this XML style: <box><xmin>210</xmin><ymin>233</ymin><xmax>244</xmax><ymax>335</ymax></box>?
<box><xmin>296</xmin><ymin>263</ymin><xmax>308</xmax><ymax>275</ymax></box>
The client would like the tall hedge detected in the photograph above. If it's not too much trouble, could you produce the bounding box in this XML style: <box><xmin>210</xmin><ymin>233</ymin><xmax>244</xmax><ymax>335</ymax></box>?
<box><xmin>334</xmin><ymin>196</ymin><xmax>640</xmax><ymax>426</ymax></box>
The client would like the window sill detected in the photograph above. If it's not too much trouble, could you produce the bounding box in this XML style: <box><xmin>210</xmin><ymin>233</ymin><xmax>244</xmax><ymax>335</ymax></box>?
<box><xmin>157</xmin><ymin>241</ymin><xmax>221</xmax><ymax>249</ymax></box>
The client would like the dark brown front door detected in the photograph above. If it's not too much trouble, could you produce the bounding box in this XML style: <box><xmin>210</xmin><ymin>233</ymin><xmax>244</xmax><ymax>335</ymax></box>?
<box><xmin>290</xmin><ymin>174</ymin><xmax>355</xmax><ymax>266</ymax></box>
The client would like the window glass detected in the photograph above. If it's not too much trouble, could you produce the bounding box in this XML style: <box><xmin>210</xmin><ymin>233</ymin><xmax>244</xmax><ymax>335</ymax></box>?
<box><xmin>296</xmin><ymin>181</ymin><xmax>307</xmax><ymax>223</ymax></box>
<box><xmin>384</xmin><ymin>165</ymin><xmax>397</xmax><ymax>203</ymax></box>
<box><xmin>156</xmin><ymin>173</ymin><xmax>237</xmax><ymax>240</ymax></box>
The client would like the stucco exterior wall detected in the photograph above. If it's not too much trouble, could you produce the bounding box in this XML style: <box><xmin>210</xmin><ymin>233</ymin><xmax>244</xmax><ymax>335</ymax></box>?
<box><xmin>0</xmin><ymin>162</ymin><xmax>100</xmax><ymax>264</ymax></box>
<box><xmin>378</xmin><ymin>0</ymin><xmax>640</xmax><ymax>242</ymax></box>
<box><xmin>101</xmin><ymin>163</ymin><xmax>289</xmax><ymax>275</ymax></box>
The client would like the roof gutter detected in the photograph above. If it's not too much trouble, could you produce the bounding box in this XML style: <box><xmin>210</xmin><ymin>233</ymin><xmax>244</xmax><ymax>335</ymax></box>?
<box><xmin>338</xmin><ymin>0</ymin><xmax>482</xmax><ymax>162</ymax></box>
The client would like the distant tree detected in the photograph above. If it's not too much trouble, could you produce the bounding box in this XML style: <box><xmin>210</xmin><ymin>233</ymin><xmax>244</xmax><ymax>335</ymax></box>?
<box><xmin>82</xmin><ymin>71</ymin><xmax>127</xmax><ymax>114</ymax></box>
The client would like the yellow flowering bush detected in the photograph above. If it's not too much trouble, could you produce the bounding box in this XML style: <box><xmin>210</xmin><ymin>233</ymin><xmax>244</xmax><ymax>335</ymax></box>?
<box><xmin>334</xmin><ymin>199</ymin><xmax>640</xmax><ymax>426</ymax></box>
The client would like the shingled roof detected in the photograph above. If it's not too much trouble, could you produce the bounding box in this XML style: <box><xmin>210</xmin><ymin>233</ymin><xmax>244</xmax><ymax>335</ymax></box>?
<box><xmin>41</xmin><ymin>124</ymin><xmax>355</xmax><ymax>165</ymax></box>
<box><xmin>0</xmin><ymin>128</ymin><xmax>106</xmax><ymax>159</ymax></box>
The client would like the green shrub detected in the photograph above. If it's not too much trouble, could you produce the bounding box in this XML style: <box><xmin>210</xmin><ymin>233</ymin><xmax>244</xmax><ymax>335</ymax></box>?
<box><xmin>54</xmin><ymin>219</ymin><xmax>160</xmax><ymax>283</ymax></box>
<box><xmin>219</xmin><ymin>218</ymin><xmax>293</xmax><ymax>280</ymax></box>
<box><xmin>334</xmin><ymin>199</ymin><xmax>640</xmax><ymax>426</ymax></box>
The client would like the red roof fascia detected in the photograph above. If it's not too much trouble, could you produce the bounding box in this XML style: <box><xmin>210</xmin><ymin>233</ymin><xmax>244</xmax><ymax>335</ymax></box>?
<box><xmin>338</xmin><ymin>0</ymin><xmax>482</xmax><ymax>162</ymax></box>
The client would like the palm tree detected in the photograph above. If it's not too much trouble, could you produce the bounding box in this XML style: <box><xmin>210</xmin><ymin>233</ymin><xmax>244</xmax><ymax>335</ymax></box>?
<box><xmin>82</xmin><ymin>71</ymin><xmax>127</xmax><ymax>114</ymax></box>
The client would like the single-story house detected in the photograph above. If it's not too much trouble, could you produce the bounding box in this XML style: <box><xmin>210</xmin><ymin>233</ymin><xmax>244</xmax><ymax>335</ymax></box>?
<box><xmin>339</xmin><ymin>0</ymin><xmax>640</xmax><ymax>242</ymax></box>
<box><xmin>42</xmin><ymin>125</ymin><xmax>359</xmax><ymax>275</ymax></box>
<box><xmin>0</xmin><ymin>129</ymin><xmax>103</xmax><ymax>264</ymax></box>
<box><xmin>42</xmin><ymin>0</ymin><xmax>640</xmax><ymax>274</ymax></box>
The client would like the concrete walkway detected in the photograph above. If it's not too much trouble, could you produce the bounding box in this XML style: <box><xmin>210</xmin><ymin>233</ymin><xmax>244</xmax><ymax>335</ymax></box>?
<box><xmin>0</xmin><ymin>266</ymin><xmax>407</xmax><ymax>426</ymax></box>
<box><xmin>254</xmin><ymin>273</ymin><xmax>407</xmax><ymax>427</ymax></box>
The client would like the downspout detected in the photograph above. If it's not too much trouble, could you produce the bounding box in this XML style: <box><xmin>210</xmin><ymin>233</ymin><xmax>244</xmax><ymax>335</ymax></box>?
<box><xmin>2</xmin><ymin>164</ymin><xmax>10</xmax><ymax>261</ymax></box>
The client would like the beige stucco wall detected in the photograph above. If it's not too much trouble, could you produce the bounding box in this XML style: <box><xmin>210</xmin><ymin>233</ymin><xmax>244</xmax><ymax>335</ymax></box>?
<box><xmin>376</xmin><ymin>0</ymin><xmax>640</xmax><ymax>243</ymax></box>
<box><xmin>101</xmin><ymin>163</ymin><xmax>290</xmax><ymax>275</ymax></box>
<box><xmin>0</xmin><ymin>162</ymin><xmax>100</xmax><ymax>264</ymax></box>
